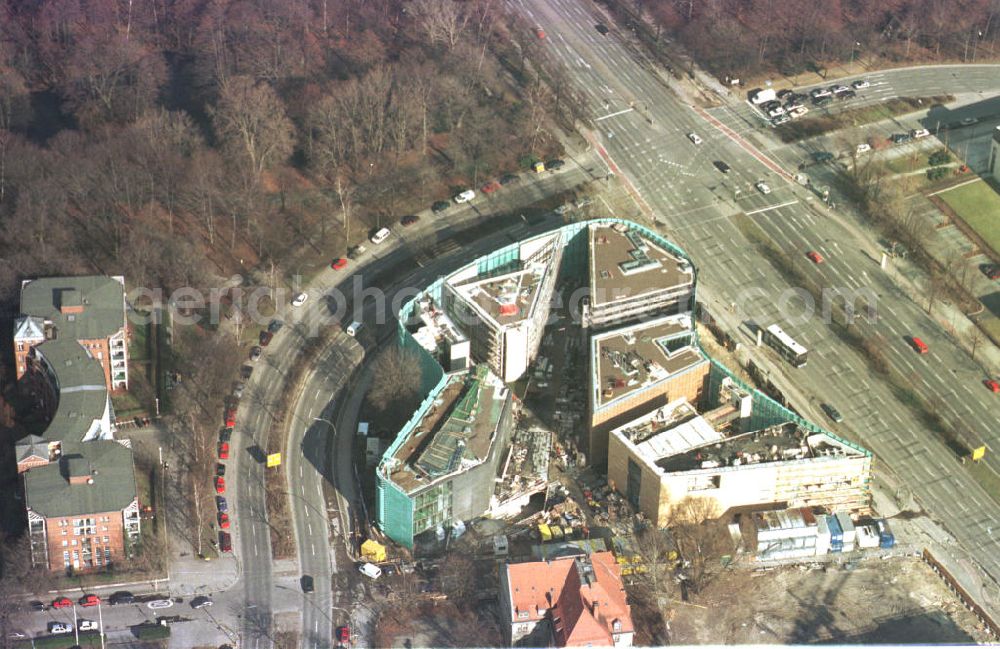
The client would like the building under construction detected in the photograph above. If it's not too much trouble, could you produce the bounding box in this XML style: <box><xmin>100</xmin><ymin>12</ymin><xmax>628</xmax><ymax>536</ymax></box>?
<box><xmin>607</xmin><ymin>377</ymin><xmax>872</xmax><ymax>527</ymax></box>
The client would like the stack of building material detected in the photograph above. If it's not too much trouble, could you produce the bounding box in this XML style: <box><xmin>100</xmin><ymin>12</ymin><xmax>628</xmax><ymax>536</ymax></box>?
<box><xmin>828</xmin><ymin>514</ymin><xmax>844</xmax><ymax>553</ymax></box>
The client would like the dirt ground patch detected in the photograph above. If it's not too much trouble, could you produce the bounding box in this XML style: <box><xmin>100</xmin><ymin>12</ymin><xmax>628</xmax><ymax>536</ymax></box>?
<box><xmin>671</xmin><ymin>557</ymin><xmax>991</xmax><ymax>644</ymax></box>
<box><xmin>374</xmin><ymin>600</ymin><xmax>501</xmax><ymax>649</ymax></box>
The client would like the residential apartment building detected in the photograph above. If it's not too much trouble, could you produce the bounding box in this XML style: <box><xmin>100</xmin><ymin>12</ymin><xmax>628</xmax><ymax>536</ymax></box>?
<box><xmin>587</xmin><ymin>313</ymin><xmax>710</xmax><ymax>464</ymax></box>
<box><xmin>499</xmin><ymin>552</ymin><xmax>634</xmax><ymax>647</ymax></box>
<box><xmin>376</xmin><ymin>366</ymin><xmax>517</xmax><ymax>548</ymax></box>
<box><xmin>12</xmin><ymin>276</ymin><xmax>139</xmax><ymax>572</ymax></box>
<box><xmin>24</xmin><ymin>440</ymin><xmax>140</xmax><ymax>572</ymax></box>
<box><xmin>582</xmin><ymin>222</ymin><xmax>694</xmax><ymax>330</ymax></box>
<box><xmin>442</xmin><ymin>231</ymin><xmax>562</xmax><ymax>382</ymax></box>
<box><xmin>15</xmin><ymin>275</ymin><xmax>129</xmax><ymax>391</ymax></box>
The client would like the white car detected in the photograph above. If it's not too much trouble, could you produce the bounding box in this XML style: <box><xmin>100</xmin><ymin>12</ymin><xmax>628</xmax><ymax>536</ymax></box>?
<box><xmin>358</xmin><ymin>562</ymin><xmax>382</xmax><ymax>579</ymax></box>
<box><xmin>755</xmin><ymin>181</ymin><xmax>771</xmax><ymax>194</ymax></box>
<box><xmin>852</xmin><ymin>79</ymin><xmax>870</xmax><ymax>89</ymax></box>
<box><xmin>147</xmin><ymin>599</ymin><xmax>174</xmax><ymax>610</ymax></box>
<box><xmin>79</xmin><ymin>620</ymin><xmax>99</xmax><ymax>631</ymax></box>
<box><xmin>767</xmin><ymin>106</ymin><xmax>786</xmax><ymax>117</ymax></box>
<box><xmin>789</xmin><ymin>106</ymin><xmax>809</xmax><ymax>118</ymax></box>
<box><xmin>453</xmin><ymin>189</ymin><xmax>476</xmax><ymax>203</ymax></box>
<box><xmin>687</xmin><ymin>132</ymin><xmax>703</xmax><ymax>145</ymax></box>
<box><xmin>856</xmin><ymin>143</ymin><xmax>871</xmax><ymax>153</ymax></box>
<box><xmin>810</xmin><ymin>88</ymin><xmax>832</xmax><ymax>98</ymax></box>
<box><xmin>911</xmin><ymin>128</ymin><xmax>930</xmax><ymax>139</ymax></box>
<box><xmin>369</xmin><ymin>227</ymin><xmax>391</xmax><ymax>245</ymax></box>
<box><xmin>291</xmin><ymin>292</ymin><xmax>308</xmax><ymax>307</ymax></box>
<box><xmin>831</xmin><ymin>85</ymin><xmax>850</xmax><ymax>94</ymax></box>
<box><xmin>48</xmin><ymin>622</ymin><xmax>72</xmax><ymax>634</ymax></box>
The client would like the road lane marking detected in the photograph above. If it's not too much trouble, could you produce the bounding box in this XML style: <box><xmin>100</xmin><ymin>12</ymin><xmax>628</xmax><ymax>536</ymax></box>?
<box><xmin>596</xmin><ymin>108</ymin><xmax>634</xmax><ymax>121</ymax></box>
<box><xmin>745</xmin><ymin>200</ymin><xmax>799</xmax><ymax>215</ymax></box>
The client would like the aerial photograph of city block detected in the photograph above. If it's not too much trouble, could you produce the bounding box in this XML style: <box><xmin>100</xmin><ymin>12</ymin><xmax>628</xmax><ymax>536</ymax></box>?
<box><xmin>1</xmin><ymin>1</ymin><xmax>1000</xmax><ymax>648</ymax></box>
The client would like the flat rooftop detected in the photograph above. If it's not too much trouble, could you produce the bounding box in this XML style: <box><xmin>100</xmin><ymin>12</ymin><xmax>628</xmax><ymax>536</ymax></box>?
<box><xmin>593</xmin><ymin>315</ymin><xmax>705</xmax><ymax>407</ymax></box>
<box><xmin>389</xmin><ymin>367</ymin><xmax>509</xmax><ymax>493</ymax></box>
<box><xmin>589</xmin><ymin>223</ymin><xmax>693</xmax><ymax>307</ymax></box>
<box><xmin>453</xmin><ymin>264</ymin><xmax>543</xmax><ymax>326</ymax></box>
<box><xmin>655</xmin><ymin>423</ymin><xmax>865</xmax><ymax>473</ymax></box>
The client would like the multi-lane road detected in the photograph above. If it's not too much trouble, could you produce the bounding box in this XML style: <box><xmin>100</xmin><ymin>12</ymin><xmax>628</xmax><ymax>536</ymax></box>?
<box><xmin>512</xmin><ymin>0</ymin><xmax>1000</xmax><ymax>613</ymax></box>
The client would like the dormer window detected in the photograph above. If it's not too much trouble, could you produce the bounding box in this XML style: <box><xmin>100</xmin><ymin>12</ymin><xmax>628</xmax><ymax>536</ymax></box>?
<box><xmin>612</xmin><ymin>619</ymin><xmax>622</xmax><ymax>632</ymax></box>
<box><xmin>518</xmin><ymin>610</ymin><xmax>529</xmax><ymax>619</ymax></box>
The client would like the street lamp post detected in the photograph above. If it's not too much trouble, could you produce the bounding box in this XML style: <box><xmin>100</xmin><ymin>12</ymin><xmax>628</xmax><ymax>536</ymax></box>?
<box><xmin>849</xmin><ymin>41</ymin><xmax>861</xmax><ymax>67</ymax></box>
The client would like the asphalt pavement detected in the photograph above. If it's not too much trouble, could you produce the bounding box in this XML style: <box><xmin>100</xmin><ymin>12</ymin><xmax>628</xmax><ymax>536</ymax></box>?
<box><xmin>513</xmin><ymin>0</ymin><xmax>1000</xmax><ymax>619</ymax></box>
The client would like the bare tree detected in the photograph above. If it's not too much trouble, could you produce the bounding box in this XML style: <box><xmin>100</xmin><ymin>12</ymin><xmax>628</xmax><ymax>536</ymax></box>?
<box><xmin>368</xmin><ymin>345</ymin><xmax>423</xmax><ymax>414</ymax></box>
<box><xmin>334</xmin><ymin>173</ymin><xmax>356</xmax><ymax>244</ymax></box>
<box><xmin>410</xmin><ymin>0</ymin><xmax>470</xmax><ymax>51</ymax></box>
<box><xmin>0</xmin><ymin>535</ymin><xmax>32</xmax><ymax>647</ymax></box>
<box><xmin>211</xmin><ymin>76</ymin><xmax>294</xmax><ymax>189</ymax></box>
<box><xmin>669</xmin><ymin>497</ymin><xmax>729</xmax><ymax>595</ymax></box>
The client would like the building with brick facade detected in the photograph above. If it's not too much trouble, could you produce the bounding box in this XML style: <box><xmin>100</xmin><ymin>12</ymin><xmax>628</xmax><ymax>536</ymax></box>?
<box><xmin>11</xmin><ymin>275</ymin><xmax>139</xmax><ymax>573</ymax></box>
<box><xmin>24</xmin><ymin>440</ymin><xmax>140</xmax><ymax>572</ymax></box>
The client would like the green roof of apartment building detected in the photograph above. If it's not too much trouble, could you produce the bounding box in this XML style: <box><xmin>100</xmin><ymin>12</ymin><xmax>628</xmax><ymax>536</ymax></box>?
<box><xmin>24</xmin><ymin>440</ymin><xmax>137</xmax><ymax>518</ymax></box>
<box><xmin>20</xmin><ymin>276</ymin><xmax>125</xmax><ymax>341</ymax></box>
<box><xmin>33</xmin><ymin>338</ymin><xmax>109</xmax><ymax>441</ymax></box>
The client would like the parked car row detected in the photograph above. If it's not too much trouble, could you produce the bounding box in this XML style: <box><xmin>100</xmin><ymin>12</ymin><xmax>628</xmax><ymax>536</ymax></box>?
<box><xmin>429</xmin><ymin>162</ymin><xmax>564</xmax><ymax>216</ymax></box>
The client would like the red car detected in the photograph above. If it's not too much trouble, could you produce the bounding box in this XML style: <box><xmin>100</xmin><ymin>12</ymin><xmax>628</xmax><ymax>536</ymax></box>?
<box><xmin>910</xmin><ymin>336</ymin><xmax>929</xmax><ymax>354</ymax></box>
<box><xmin>218</xmin><ymin>511</ymin><xmax>230</xmax><ymax>529</ymax></box>
<box><xmin>79</xmin><ymin>594</ymin><xmax>100</xmax><ymax>607</ymax></box>
<box><xmin>536</xmin><ymin>27</ymin><xmax>546</xmax><ymax>39</ymax></box>
<box><xmin>259</xmin><ymin>330</ymin><xmax>274</xmax><ymax>347</ymax></box>
<box><xmin>331</xmin><ymin>258</ymin><xmax>348</xmax><ymax>271</ymax></box>
<box><xmin>224</xmin><ymin>407</ymin><xmax>236</xmax><ymax>428</ymax></box>
<box><xmin>219</xmin><ymin>531</ymin><xmax>232</xmax><ymax>553</ymax></box>
<box><xmin>481</xmin><ymin>180</ymin><xmax>501</xmax><ymax>194</ymax></box>
<box><xmin>806</xmin><ymin>251</ymin><xmax>824</xmax><ymax>264</ymax></box>
<box><xmin>985</xmin><ymin>379</ymin><xmax>1000</xmax><ymax>393</ymax></box>
<box><xmin>400</xmin><ymin>215</ymin><xmax>420</xmax><ymax>227</ymax></box>
<box><xmin>336</xmin><ymin>625</ymin><xmax>350</xmax><ymax>644</ymax></box>
<box><xmin>51</xmin><ymin>597</ymin><xmax>72</xmax><ymax>609</ymax></box>
<box><xmin>215</xmin><ymin>476</ymin><xmax>226</xmax><ymax>494</ymax></box>
<box><xmin>218</xmin><ymin>442</ymin><xmax>230</xmax><ymax>460</ymax></box>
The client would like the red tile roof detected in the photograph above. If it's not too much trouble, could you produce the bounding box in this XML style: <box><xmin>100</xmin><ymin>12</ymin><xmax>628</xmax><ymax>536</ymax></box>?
<box><xmin>505</xmin><ymin>552</ymin><xmax>633</xmax><ymax>646</ymax></box>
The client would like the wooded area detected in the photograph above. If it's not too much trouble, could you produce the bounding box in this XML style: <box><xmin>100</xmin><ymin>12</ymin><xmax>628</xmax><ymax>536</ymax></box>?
<box><xmin>635</xmin><ymin>0</ymin><xmax>1000</xmax><ymax>77</ymax></box>
<box><xmin>0</xmin><ymin>0</ymin><xmax>578</xmax><ymax>306</ymax></box>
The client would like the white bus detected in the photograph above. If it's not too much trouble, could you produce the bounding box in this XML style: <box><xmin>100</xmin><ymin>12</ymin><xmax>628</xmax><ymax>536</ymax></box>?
<box><xmin>763</xmin><ymin>324</ymin><xmax>808</xmax><ymax>368</ymax></box>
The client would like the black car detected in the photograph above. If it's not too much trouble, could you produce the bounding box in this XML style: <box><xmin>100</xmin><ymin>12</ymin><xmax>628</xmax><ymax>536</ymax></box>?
<box><xmin>546</xmin><ymin>159</ymin><xmax>565</xmax><ymax>170</ymax></box>
<box><xmin>240</xmin><ymin>365</ymin><xmax>253</xmax><ymax>380</ymax></box>
<box><xmin>981</xmin><ymin>263</ymin><xmax>1000</xmax><ymax>280</ymax></box>
<box><xmin>109</xmin><ymin>591</ymin><xmax>135</xmax><ymax>606</ymax></box>
<box><xmin>216</xmin><ymin>463</ymin><xmax>226</xmax><ymax>476</ymax></box>
<box><xmin>837</xmin><ymin>89</ymin><xmax>857</xmax><ymax>100</ymax></box>
<box><xmin>220</xmin><ymin>428</ymin><xmax>232</xmax><ymax>443</ymax></box>
<box><xmin>595</xmin><ymin>23</ymin><xmax>609</xmax><ymax>34</ymax></box>
<box><xmin>713</xmin><ymin>160</ymin><xmax>731</xmax><ymax>174</ymax></box>
<box><xmin>301</xmin><ymin>575</ymin><xmax>315</xmax><ymax>593</ymax></box>
<box><xmin>812</xmin><ymin>95</ymin><xmax>833</xmax><ymax>106</ymax></box>
<box><xmin>890</xmin><ymin>133</ymin><xmax>912</xmax><ymax>144</ymax></box>
<box><xmin>29</xmin><ymin>600</ymin><xmax>46</xmax><ymax>611</ymax></box>
<box><xmin>812</xmin><ymin>151</ymin><xmax>834</xmax><ymax>163</ymax></box>
<box><xmin>499</xmin><ymin>173</ymin><xmax>520</xmax><ymax>185</ymax></box>
<box><xmin>267</xmin><ymin>319</ymin><xmax>284</xmax><ymax>334</ymax></box>
<box><xmin>431</xmin><ymin>200</ymin><xmax>450</xmax><ymax>214</ymax></box>
<box><xmin>776</xmin><ymin>88</ymin><xmax>793</xmax><ymax>99</ymax></box>
<box><xmin>821</xmin><ymin>403</ymin><xmax>844</xmax><ymax>423</ymax></box>
<box><xmin>400</xmin><ymin>214</ymin><xmax>420</xmax><ymax>227</ymax></box>
<box><xmin>346</xmin><ymin>245</ymin><xmax>364</xmax><ymax>259</ymax></box>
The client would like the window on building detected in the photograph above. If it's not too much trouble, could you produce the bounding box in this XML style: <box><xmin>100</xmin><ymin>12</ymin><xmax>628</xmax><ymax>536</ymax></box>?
<box><xmin>518</xmin><ymin>611</ymin><xmax>529</xmax><ymax>619</ymax></box>
<box><xmin>71</xmin><ymin>540</ymin><xmax>77</xmax><ymax>546</ymax></box>
<box><xmin>103</xmin><ymin>536</ymin><xmax>109</xmax><ymax>543</ymax></box>
<box><xmin>613</xmin><ymin>620</ymin><xmax>622</xmax><ymax>632</ymax></box>
<box><xmin>104</xmin><ymin>548</ymin><xmax>111</xmax><ymax>560</ymax></box>
<box><xmin>62</xmin><ymin>540</ymin><xmax>68</xmax><ymax>547</ymax></box>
